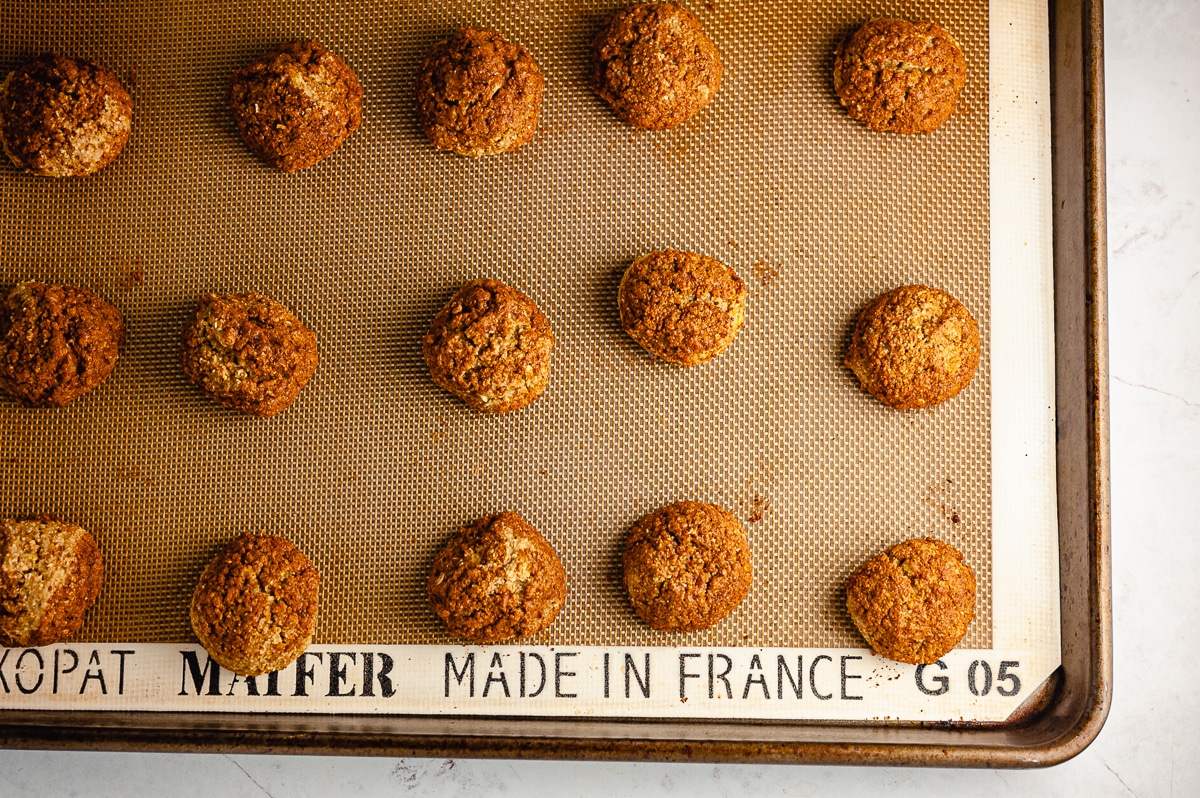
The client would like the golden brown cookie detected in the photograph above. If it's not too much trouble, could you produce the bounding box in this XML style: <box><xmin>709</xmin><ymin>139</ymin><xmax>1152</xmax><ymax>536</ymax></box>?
<box><xmin>190</xmin><ymin>532</ymin><xmax>320</xmax><ymax>676</ymax></box>
<box><xmin>0</xmin><ymin>281</ymin><xmax>125</xmax><ymax>407</ymax></box>
<box><xmin>0</xmin><ymin>54</ymin><xmax>132</xmax><ymax>177</ymax></box>
<box><xmin>415</xmin><ymin>27</ymin><xmax>544</xmax><ymax>157</ymax></box>
<box><xmin>180</xmin><ymin>291</ymin><xmax>319</xmax><ymax>418</ymax></box>
<box><xmin>618</xmin><ymin>249</ymin><xmax>746</xmax><ymax>366</ymax></box>
<box><xmin>0</xmin><ymin>517</ymin><xmax>104</xmax><ymax>647</ymax></box>
<box><xmin>228</xmin><ymin>40</ymin><xmax>362</xmax><ymax>172</ymax></box>
<box><xmin>427</xmin><ymin>512</ymin><xmax>566</xmax><ymax>644</ymax></box>
<box><xmin>423</xmin><ymin>278</ymin><xmax>554</xmax><ymax>413</ymax></box>
<box><xmin>845</xmin><ymin>537</ymin><xmax>976</xmax><ymax>664</ymax></box>
<box><xmin>623</xmin><ymin>501</ymin><xmax>752</xmax><ymax>632</ymax></box>
<box><xmin>844</xmin><ymin>284</ymin><xmax>980</xmax><ymax>410</ymax></box>
<box><xmin>833</xmin><ymin>19</ymin><xmax>967</xmax><ymax>134</ymax></box>
<box><xmin>592</xmin><ymin>3</ymin><xmax>722</xmax><ymax>130</ymax></box>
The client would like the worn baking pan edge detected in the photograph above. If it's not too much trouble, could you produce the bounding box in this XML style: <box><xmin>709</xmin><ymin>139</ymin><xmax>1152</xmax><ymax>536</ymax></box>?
<box><xmin>0</xmin><ymin>0</ymin><xmax>1111</xmax><ymax>766</ymax></box>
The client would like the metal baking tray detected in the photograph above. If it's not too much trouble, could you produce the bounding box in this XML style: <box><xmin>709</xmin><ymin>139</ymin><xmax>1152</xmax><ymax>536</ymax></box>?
<box><xmin>0</xmin><ymin>0</ymin><xmax>1109</xmax><ymax>765</ymax></box>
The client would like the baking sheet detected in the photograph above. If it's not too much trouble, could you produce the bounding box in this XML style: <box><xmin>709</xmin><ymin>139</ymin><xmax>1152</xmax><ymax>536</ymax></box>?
<box><xmin>0</xmin><ymin>0</ymin><xmax>1058</xmax><ymax>724</ymax></box>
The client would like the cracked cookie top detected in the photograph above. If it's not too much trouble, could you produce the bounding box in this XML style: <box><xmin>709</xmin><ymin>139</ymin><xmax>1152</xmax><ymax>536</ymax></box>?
<box><xmin>0</xmin><ymin>281</ymin><xmax>125</xmax><ymax>407</ymax></box>
<box><xmin>592</xmin><ymin>3</ymin><xmax>722</xmax><ymax>130</ymax></box>
<box><xmin>0</xmin><ymin>517</ymin><xmax>104</xmax><ymax>648</ymax></box>
<box><xmin>622</xmin><ymin>501</ymin><xmax>752</xmax><ymax>633</ymax></box>
<box><xmin>845</xmin><ymin>537</ymin><xmax>976</xmax><ymax>664</ymax></box>
<box><xmin>618</xmin><ymin>249</ymin><xmax>746</xmax><ymax>367</ymax></box>
<box><xmin>179</xmin><ymin>291</ymin><xmax>319</xmax><ymax>418</ymax></box>
<box><xmin>427</xmin><ymin>512</ymin><xmax>566</xmax><ymax>644</ymax></box>
<box><xmin>833</xmin><ymin>18</ymin><xmax>966</xmax><ymax>134</ymax></box>
<box><xmin>415</xmin><ymin>27</ymin><xmax>544</xmax><ymax>157</ymax></box>
<box><xmin>423</xmin><ymin>278</ymin><xmax>554</xmax><ymax>413</ymax></box>
<box><xmin>228</xmin><ymin>40</ymin><xmax>362</xmax><ymax>172</ymax></box>
<box><xmin>0</xmin><ymin>53</ymin><xmax>132</xmax><ymax>177</ymax></box>
<box><xmin>189</xmin><ymin>532</ymin><xmax>320</xmax><ymax>676</ymax></box>
<box><xmin>844</xmin><ymin>284</ymin><xmax>980</xmax><ymax>410</ymax></box>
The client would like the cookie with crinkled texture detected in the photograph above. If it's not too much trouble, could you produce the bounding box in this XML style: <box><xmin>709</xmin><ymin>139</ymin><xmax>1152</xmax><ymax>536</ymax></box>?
<box><xmin>427</xmin><ymin>512</ymin><xmax>566</xmax><ymax>644</ymax></box>
<box><xmin>415</xmin><ymin>27</ymin><xmax>543</xmax><ymax>157</ymax></box>
<box><xmin>845</xmin><ymin>284</ymin><xmax>980</xmax><ymax>410</ymax></box>
<box><xmin>592</xmin><ymin>3</ymin><xmax>722</xmax><ymax>130</ymax></box>
<box><xmin>623</xmin><ymin>501</ymin><xmax>752</xmax><ymax>632</ymax></box>
<box><xmin>180</xmin><ymin>291</ymin><xmax>319</xmax><ymax>418</ymax></box>
<box><xmin>228</xmin><ymin>40</ymin><xmax>362</xmax><ymax>172</ymax></box>
<box><xmin>845</xmin><ymin>537</ymin><xmax>975</xmax><ymax>664</ymax></box>
<box><xmin>618</xmin><ymin>249</ymin><xmax>746</xmax><ymax>366</ymax></box>
<box><xmin>833</xmin><ymin>18</ymin><xmax>966</xmax><ymax>134</ymax></box>
<box><xmin>423</xmin><ymin>278</ymin><xmax>553</xmax><ymax>413</ymax></box>
<box><xmin>0</xmin><ymin>281</ymin><xmax>124</xmax><ymax>407</ymax></box>
<box><xmin>190</xmin><ymin>532</ymin><xmax>320</xmax><ymax>676</ymax></box>
<box><xmin>0</xmin><ymin>517</ymin><xmax>103</xmax><ymax>648</ymax></box>
<box><xmin>0</xmin><ymin>53</ymin><xmax>132</xmax><ymax>177</ymax></box>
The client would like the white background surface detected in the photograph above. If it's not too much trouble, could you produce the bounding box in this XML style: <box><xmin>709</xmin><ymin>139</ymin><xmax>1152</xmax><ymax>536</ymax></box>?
<box><xmin>2</xmin><ymin>0</ymin><xmax>1196</xmax><ymax>793</ymax></box>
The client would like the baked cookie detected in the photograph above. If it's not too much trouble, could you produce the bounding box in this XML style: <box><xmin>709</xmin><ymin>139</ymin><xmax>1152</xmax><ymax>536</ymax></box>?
<box><xmin>845</xmin><ymin>537</ymin><xmax>976</xmax><ymax>664</ymax></box>
<box><xmin>592</xmin><ymin>3</ymin><xmax>722</xmax><ymax>130</ymax></box>
<box><xmin>623</xmin><ymin>501</ymin><xmax>752</xmax><ymax>632</ymax></box>
<box><xmin>844</xmin><ymin>284</ymin><xmax>980</xmax><ymax>410</ymax></box>
<box><xmin>0</xmin><ymin>54</ymin><xmax>132</xmax><ymax>177</ymax></box>
<box><xmin>190</xmin><ymin>532</ymin><xmax>320</xmax><ymax>676</ymax></box>
<box><xmin>0</xmin><ymin>517</ymin><xmax>103</xmax><ymax>647</ymax></box>
<box><xmin>833</xmin><ymin>19</ymin><xmax>967</xmax><ymax>134</ymax></box>
<box><xmin>180</xmin><ymin>291</ymin><xmax>319</xmax><ymax>418</ymax></box>
<box><xmin>618</xmin><ymin>249</ymin><xmax>746</xmax><ymax>366</ymax></box>
<box><xmin>228</xmin><ymin>40</ymin><xmax>362</xmax><ymax>172</ymax></box>
<box><xmin>427</xmin><ymin>512</ymin><xmax>566</xmax><ymax>644</ymax></box>
<box><xmin>423</xmin><ymin>278</ymin><xmax>554</xmax><ymax>413</ymax></box>
<box><xmin>0</xmin><ymin>281</ymin><xmax>124</xmax><ymax>407</ymax></box>
<box><xmin>415</xmin><ymin>27</ymin><xmax>544</xmax><ymax>157</ymax></box>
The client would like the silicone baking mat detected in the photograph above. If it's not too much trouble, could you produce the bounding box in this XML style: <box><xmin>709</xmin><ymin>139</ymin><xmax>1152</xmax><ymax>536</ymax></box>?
<box><xmin>0</xmin><ymin>0</ymin><xmax>1068</xmax><ymax>724</ymax></box>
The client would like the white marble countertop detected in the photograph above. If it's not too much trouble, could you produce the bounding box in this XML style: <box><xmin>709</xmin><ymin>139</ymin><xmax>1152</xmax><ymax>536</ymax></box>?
<box><xmin>3</xmin><ymin>0</ymin><xmax>1196</xmax><ymax>793</ymax></box>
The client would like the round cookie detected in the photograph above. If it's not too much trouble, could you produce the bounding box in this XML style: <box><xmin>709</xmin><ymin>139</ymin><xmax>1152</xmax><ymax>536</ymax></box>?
<box><xmin>0</xmin><ymin>517</ymin><xmax>104</xmax><ymax>648</ymax></box>
<box><xmin>427</xmin><ymin>512</ymin><xmax>566</xmax><ymax>644</ymax></box>
<box><xmin>0</xmin><ymin>53</ymin><xmax>132</xmax><ymax>177</ymax></box>
<box><xmin>0</xmin><ymin>281</ymin><xmax>125</xmax><ymax>407</ymax></box>
<box><xmin>180</xmin><ymin>291</ymin><xmax>319</xmax><ymax>418</ymax></box>
<box><xmin>618</xmin><ymin>249</ymin><xmax>746</xmax><ymax>366</ymax></box>
<box><xmin>622</xmin><ymin>501</ymin><xmax>752</xmax><ymax>632</ymax></box>
<box><xmin>833</xmin><ymin>19</ymin><xmax>967</xmax><ymax>134</ymax></box>
<box><xmin>190</xmin><ymin>532</ymin><xmax>320</xmax><ymax>676</ymax></box>
<box><xmin>228</xmin><ymin>40</ymin><xmax>362</xmax><ymax>172</ymax></box>
<box><xmin>423</xmin><ymin>278</ymin><xmax>554</xmax><ymax>413</ymax></box>
<box><xmin>845</xmin><ymin>537</ymin><xmax>976</xmax><ymax>664</ymax></box>
<box><xmin>592</xmin><ymin>3</ymin><xmax>722</xmax><ymax>130</ymax></box>
<box><xmin>844</xmin><ymin>284</ymin><xmax>980</xmax><ymax>410</ymax></box>
<box><xmin>415</xmin><ymin>27</ymin><xmax>544</xmax><ymax>157</ymax></box>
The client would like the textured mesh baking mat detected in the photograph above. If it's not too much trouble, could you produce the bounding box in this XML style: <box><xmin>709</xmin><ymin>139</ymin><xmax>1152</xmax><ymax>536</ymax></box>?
<box><xmin>0</xmin><ymin>0</ymin><xmax>990</xmax><ymax>650</ymax></box>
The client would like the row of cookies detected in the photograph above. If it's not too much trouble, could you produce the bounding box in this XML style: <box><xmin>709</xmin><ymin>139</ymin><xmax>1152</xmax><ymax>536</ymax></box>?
<box><xmin>0</xmin><ymin>283</ymin><xmax>313</xmax><ymax>415</ymax></box>
<box><xmin>0</xmin><ymin>6</ymin><xmax>968</xmax><ymax>177</ymax></box>
<box><xmin>0</xmin><ymin>508</ymin><xmax>976</xmax><ymax>677</ymax></box>
<box><xmin>0</xmin><ymin>261</ymin><xmax>980</xmax><ymax>414</ymax></box>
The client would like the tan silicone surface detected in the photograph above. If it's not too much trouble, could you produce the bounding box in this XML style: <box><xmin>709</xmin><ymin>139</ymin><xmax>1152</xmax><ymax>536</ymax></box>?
<box><xmin>0</xmin><ymin>0</ymin><xmax>990</xmax><ymax>650</ymax></box>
